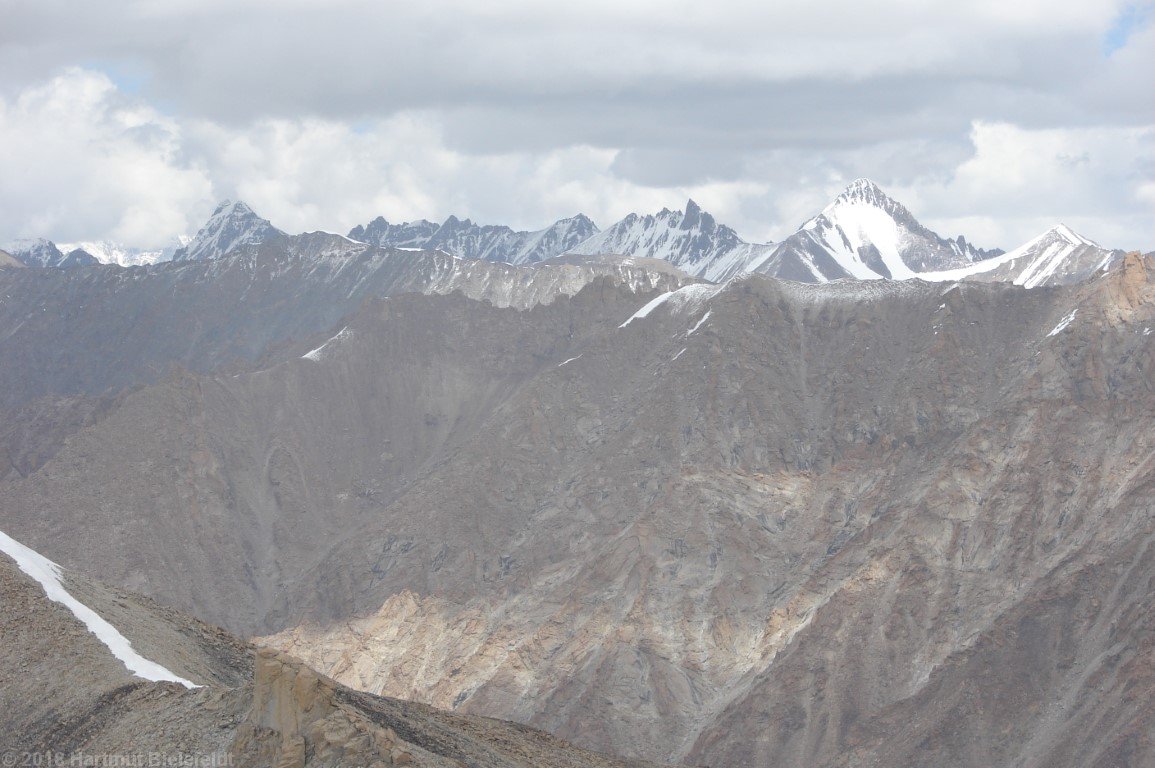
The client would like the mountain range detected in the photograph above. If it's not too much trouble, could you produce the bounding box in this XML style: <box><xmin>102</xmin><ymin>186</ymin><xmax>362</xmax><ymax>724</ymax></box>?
<box><xmin>4</xmin><ymin>180</ymin><xmax>1133</xmax><ymax>289</ymax></box>
<box><xmin>3</xmin><ymin>158</ymin><xmax>1155</xmax><ymax>768</ymax></box>
<box><xmin>57</xmin><ymin>236</ymin><xmax>192</xmax><ymax>267</ymax></box>
<box><xmin>349</xmin><ymin>212</ymin><xmax>600</xmax><ymax>265</ymax></box>
<box><xmin>2</xmin><ymin>237</ymin><xmax>100</xmax><ymax>268</ymax></box>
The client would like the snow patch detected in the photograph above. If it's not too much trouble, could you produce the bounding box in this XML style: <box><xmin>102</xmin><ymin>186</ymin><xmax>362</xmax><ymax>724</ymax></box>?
<box><xmin>0</xmin><ymin>529</ymin><xmax>198</xmax><ymax>688</ymax></box>
<box><xmin>1047</xmin><ymin>309</ymin><xmax>1078</xmax><ymax>337</ymax></box>
<box><xmin>687</xmin><ymin>310</ymin><xmax>712</xmax><ymax>336</ymax></box>
<box><xmin>303</xmin><ymin>326</ymin><xmax>351</xmax><ymax>361</ymax></box>
<box><xmin>620</xmin><ymin>291</ymin><xmax>676</xmax><ymax>328</ymax></box>
<box><xmin>619</xmin><ymin>283</ymin><xmax>722</xmax><ymax>328</ymax></box>
<box><xmin>557</xmin><ymin>355</ymin><xmax>582</xmax><ymax>367</ymax></box>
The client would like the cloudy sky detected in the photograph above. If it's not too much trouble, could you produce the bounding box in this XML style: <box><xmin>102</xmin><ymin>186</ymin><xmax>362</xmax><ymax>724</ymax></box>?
<box><xmin>1</xmin><ymin>0</ymin><xmax>1152</xmax><ymax>251</ymax></box>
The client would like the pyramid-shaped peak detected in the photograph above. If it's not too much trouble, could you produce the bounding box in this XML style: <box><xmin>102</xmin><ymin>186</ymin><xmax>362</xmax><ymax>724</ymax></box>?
<box><xmin>211</xmin><ymin>199</ymin><xmax>257</xmax><ymax>216</ymax></box>
<box><xmin>835</xmin><ymin>178</ymin><xmax>891</xmax><ymax>203</ymax></box>
<box><xmin>827</xmin><ymin>178</ymin><xmax>915</xmax><ymax>221</ymax></box>
<box><xmin>172</xmin><ymin>199</ymin><xmax>281</xmax><ymax>261</ymax></box>
<box><xmin>1049</xmin><ymin>223</ymin><xmax>1098</xmax><ymax>247</ymax></box>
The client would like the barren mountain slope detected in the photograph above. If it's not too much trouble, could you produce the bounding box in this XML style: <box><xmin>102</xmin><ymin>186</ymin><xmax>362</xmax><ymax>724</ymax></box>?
<box><xmin>0</xmin><ymin>238</ymin><xmax>687</xmax><ymax>411</ymax></box>
<box><xmin>263</xmin><ymin>255</ymin><xmax>1155</xmax><ymax>765</ymax></box>
<box><xmin>0</xmin><ymin>280</ymin><xmax>662</xmax><ymax>632</ymax></box>
<box><xmin>4</xmin><ymin>255</ymin><xmax>1154</xmax><ymax>766</ymax></box>
<box><xmin>0</xmin><ymin>537</ymin><xmax>672</xmax><ymax>768</ymax></box>
<box><xmin>0</xmin><ymin>241</ymin><xmax>689</xmax><ymax>487</ymax></box>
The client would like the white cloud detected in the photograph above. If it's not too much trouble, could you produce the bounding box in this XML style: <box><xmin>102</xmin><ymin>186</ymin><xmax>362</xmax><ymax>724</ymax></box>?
<box><xmin>0</xmin><ymin>0</ymin><xmax>1152</xmax><ymax>254</ymax></box>
<box><xmin>0</xmin><ymin>68</ymin><xmax>211</xmax><ymax>245</ymax></box>
<box><xmin>905</xmin><ymin>121</ymin><xmax>1155</xmax><ymax>249</ymax></box>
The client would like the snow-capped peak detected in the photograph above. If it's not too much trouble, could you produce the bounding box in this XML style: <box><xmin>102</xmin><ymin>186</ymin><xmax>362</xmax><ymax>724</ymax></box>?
<box><xmin>915</xmin><ymin>223</ymin><xmax>1117</xmax><ymax>288</ymax></box>
<box><xmin>172</xmin><ymin>200</ymin><xmax>283</xmax><ymax>262</ymax></box>
<box><xmin>835</xmin><ymin>178</ymin><xmax>885</xmax><ymax>202</ymax></box>
<box><xmin>1</xmin><ymin>238</ymin><xmax>98</xmax><ymax>269</ymax></box>
<box><xmin>827</xmin><ymin>178</ymin><xmax>912</xmax><ymax>219</ymax></box>
<box><xmin>1051</xmin><ymin>223</ymin><xmax>1098</xmax><ymax>248</ymax></box>
<box><xmin>55</xmin><ymin>238</ymin><xmax>189</xmax><ymax>267</ymax></box>
<box><xmin>753</xmin><ymin>180</ymin><xmax>1002</xmax><ymax>282</ymax></box>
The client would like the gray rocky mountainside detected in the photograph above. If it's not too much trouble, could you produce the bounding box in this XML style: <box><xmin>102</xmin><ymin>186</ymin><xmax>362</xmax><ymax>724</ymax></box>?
<box><xmin>0</xmin><ymin>248</ymin><xmax>23</xmax><ymax>269</ymax></box>
<box><xmin>0</xmin><ymin>532</ymin><xmax>670</xmax><ymax>768</ymax></box>
<box><xmin>3</xmin><ymin>217</ymin><xmax>1155</xmax><ymax>768</ymax></box>
<box><xmin>349</xmin><ymin>213</ymin><xmax>599</xmax><ymax>265</ymax></box>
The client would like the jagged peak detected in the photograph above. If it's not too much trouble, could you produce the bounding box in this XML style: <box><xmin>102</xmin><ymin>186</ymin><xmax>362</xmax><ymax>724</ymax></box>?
<box><xmin>680</xmin><ymin>197</ymin><xmax>717</xmax><ymax>232</ymax></box>
<box><xmin>832</xmin><ymin>178</ymin><xmax>900</xmax><ymax>208</ymax></box>
<box><xmin>559</xmin><ymin>212</ymin><xmax>597</xmax><ymax>228</ymax></box>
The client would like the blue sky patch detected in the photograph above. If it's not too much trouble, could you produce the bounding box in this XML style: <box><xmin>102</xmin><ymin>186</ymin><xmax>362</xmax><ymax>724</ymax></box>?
<box><xmin>1104</xmin><ymin>3</ymin><xmax>1152</xmax><ymax>55</ymax></box>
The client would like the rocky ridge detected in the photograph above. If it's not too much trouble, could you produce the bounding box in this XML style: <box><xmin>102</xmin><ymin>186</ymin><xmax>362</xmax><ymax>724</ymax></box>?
<box><xmin>349</xmin><ymin>213</ymin><xmax>600</xmax><ymax>266</ymax></box>
<box><xmin>0</xmin><ymin>531</ymin><xmax>671</xmax><ymax>768</ymax></box>
<box><xmin>919</xmin><ymin>223</ymin><xmax>1122</xmax><ymax>288</ymax></box>
<box><xmin>565</xmin><ymin>198</ymin><xmax>771</xmax><ymax>282</ymax></box>
<box><xmin>0</xmin><ymin>235</ymin><xmax>692</xmax><ymax>413</ymax></box>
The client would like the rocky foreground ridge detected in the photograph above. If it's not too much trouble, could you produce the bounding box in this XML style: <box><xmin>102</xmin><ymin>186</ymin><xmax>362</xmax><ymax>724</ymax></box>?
<box><xmin>0</xmin><ymin>535</ymin><xmax>669</xmax><ymax>768</ymax></box>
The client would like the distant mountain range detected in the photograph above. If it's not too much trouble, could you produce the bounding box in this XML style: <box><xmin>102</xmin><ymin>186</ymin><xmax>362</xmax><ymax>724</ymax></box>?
<box><xmin>349</xmin><ymin>212</ymin><xmax>599</xmax><ymax>265</ymax></box>
<box><xmin>57</xmin><ymin>237</ymin><xmax>192</xmax><ymax>267</ymax></box>
<box><xmin>4</xmin><ymin>180</ymin><xmax>1132</xmax><ymax>288</ymax></box>
<box><xmin>1</xmin><ymin>238</ymin><xmax>99</xmax><ymax>269</ymax></box>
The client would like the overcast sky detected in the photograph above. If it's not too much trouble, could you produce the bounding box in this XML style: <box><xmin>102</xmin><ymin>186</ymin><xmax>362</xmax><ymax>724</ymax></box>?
<box><xmin>0</xmin><ymin>0</ymin><xmax>1152</xmax><ymax>251</ymax></box>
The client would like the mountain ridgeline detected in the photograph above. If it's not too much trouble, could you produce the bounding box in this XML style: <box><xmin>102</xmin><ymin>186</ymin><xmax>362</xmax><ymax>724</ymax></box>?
<box><xmin>6</xmin><ymin>179</ymin><xmax>1132</xmax><ymax>289</ymax></box>
<box><xmin>349</xmin><ymin>212</ymin><xmax>600</xmax><ymax>265</ymax></box>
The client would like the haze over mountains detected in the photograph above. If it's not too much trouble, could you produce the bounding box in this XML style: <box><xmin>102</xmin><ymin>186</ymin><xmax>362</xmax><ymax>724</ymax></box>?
<box><xmin>4</xmin><ymin>180</ymin><xmax>1134</xmax><ymax>289</ymax></box>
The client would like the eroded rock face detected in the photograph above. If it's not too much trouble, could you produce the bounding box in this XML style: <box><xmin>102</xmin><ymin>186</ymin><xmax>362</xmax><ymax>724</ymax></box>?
<box><xmin>233</xmin><ymin>649</ymin><xmax>404</xmax><ymax>768</ymax></box>
<box><xmin>260</xmin><ymin>262</ymin><xmax>1155</xmax><ymax>766</ymax></box>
